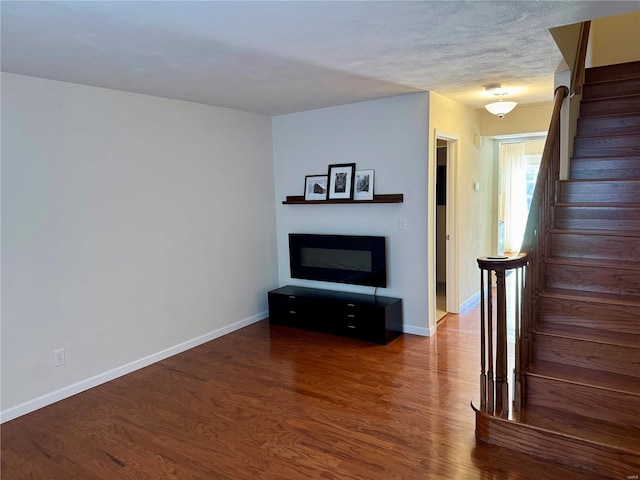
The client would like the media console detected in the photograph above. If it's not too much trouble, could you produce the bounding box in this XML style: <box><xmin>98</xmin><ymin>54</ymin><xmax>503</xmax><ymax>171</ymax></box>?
<box><xmin>268</xmin><ymin>285</ymin><xmax>403</xmax><ymax>344</ymax></box>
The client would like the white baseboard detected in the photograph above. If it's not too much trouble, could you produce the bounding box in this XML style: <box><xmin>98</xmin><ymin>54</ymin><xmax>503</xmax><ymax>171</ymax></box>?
<box><xmin>403</xmin><ymin>324</ymin><xmax>436</xmax><ymax>337</ymax></box>
<box><xmin>460</xmin><ymin>290</ymin><xmax>482</xmax><ymax>313</ymax></box>
<box><xmin>0</xmin><ymin>312</ymin><xmax>267</xmax><ymax>423</ymax></box>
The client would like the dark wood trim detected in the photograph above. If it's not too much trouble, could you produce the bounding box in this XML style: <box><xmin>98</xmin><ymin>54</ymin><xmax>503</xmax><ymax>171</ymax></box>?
<box><xmin>473</xmin><ymin>402</ymin><xmax>639</xmax><ymax>479</ymax></box>
<box><xmin>477</xmin><ymin>255</ymin><xmax>527</xmax><ymax>272</ymax></box>
<box><xmin>283</xmin><ymin>193</ymin><xmax>403</xmax><ymax>204</ymax></box>
<box><xmin>572</xmin><ymin>21</ymin><xmax>591</xmax><ymax>96</ymax></box>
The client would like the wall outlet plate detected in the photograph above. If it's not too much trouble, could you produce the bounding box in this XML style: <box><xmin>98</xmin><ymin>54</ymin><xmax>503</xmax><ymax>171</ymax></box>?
<box><xmin>53</xmin><ymin>348</ymin><xmax>65</xmax><ymax>367</ymax></box>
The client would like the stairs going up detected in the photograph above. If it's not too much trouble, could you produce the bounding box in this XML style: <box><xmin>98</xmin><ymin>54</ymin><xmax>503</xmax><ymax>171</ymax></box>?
<box><xmin>475</xmin><ymin>60</ymin><xmax>640</xmax><ymax>479</ymax></box>
<box><xmin>529</xmin><ymin>60</ymin><xmax>640</xmax><ymax>478</ymax></box>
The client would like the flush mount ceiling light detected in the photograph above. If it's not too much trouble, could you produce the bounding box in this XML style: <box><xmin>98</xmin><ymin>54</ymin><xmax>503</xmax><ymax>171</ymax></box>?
<box><xmin>484</xmin><ymin>85</ymin><xmax>518</xmax><ymax>119</ymax></box>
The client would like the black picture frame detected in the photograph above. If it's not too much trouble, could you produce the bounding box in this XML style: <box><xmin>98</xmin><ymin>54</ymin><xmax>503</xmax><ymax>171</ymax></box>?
<box><xmin>327</xmin><ymin>163</ymin><xmax>356</xmax><ymax>200</ymax></box>
<box><xmin>304</xmin><ymin>174</ymin><xmax>328</xmax><ymax>201</ymax></box>
<box><xmin>354</xmin><ymin>169</ymin><xmax>374</xmax><ymax>201</ymax></box>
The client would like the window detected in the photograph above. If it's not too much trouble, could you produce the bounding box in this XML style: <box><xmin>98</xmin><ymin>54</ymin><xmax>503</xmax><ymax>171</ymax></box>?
<box><xmin>524</xmin><ymin>155</ymin><xmax>542</xmax><ymax>210</ymax></box>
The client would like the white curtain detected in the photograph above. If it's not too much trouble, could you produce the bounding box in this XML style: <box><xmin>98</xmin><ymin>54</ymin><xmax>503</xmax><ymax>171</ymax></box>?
<box><xmin>499</xmin><ymin>143</ymin><xmax>527</xmax><ymax>253</ymax></box>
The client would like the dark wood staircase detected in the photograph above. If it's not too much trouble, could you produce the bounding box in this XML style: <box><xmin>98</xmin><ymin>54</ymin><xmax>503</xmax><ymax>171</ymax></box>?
<box><xmin>474</xmin><ymin>61</ymin><xmax>640</xmax><ymax>479</ymax></box>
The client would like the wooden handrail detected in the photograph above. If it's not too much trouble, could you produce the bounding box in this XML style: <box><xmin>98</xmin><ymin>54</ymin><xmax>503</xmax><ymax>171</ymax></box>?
<box><xmin>572</xmin><ymin>21</ymin><xmax>591</xmax><ymax>96</ymax></box>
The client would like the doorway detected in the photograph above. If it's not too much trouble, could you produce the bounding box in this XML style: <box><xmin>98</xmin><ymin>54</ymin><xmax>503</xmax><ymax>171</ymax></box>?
<box><xmin>433</xmin><ymin>130</ymin><xmax>460</xmax><ymax>327</ymax></box>
<box><xmin>436</xmin><ymin>140</ymin><xmax>447</xmax><ymax>321</ymax></box>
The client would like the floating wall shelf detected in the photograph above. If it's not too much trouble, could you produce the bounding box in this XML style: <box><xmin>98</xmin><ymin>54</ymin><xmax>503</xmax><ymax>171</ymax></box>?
<box><xmin>282</xmin><ymin>194</ymin><xmax>404</xmax><ymax>205</ymax></box>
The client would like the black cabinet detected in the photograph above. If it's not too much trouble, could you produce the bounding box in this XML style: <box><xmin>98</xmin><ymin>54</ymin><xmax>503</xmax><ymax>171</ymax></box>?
<box><xmin>268</xmin><ymin>285</ymin><xmax>403</xmax><ymax>344</ymax></box>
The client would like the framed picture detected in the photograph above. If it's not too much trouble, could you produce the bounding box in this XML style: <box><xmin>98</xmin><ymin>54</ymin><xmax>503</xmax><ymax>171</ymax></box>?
<box><xmin>354</xmin><ymin>169</ymin><xmax>374</xmax><ymax>201</ymax></box>
<box><xmin>304</xmin><ymin>175</ymin><xmax>328</xmax><ymax>201</ymax></box>
<box><xmin>327</xmin><ymin>163</ymin><xmax>356</xmax><ymax>200</ymax></box>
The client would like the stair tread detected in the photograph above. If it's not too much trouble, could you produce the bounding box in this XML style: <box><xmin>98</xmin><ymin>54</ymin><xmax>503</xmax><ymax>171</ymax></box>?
<box><xmin>550</xmin><ymin>228</ymin><xmax>640</xmax><ymax>237</ymax></box>
<box><xmin>571</xmin><ymin>176</ymin><xmax>640</xmax><ymax>182</ymax></box>
<box><xmin>541</xmin><ymin>287</ymin><xmax>640</xmax><ymax>307</ymax></box>
<box><xmin>575</xmin><ymin>130</ymin><xmax>640</xmax><ymax>138</ymax></box>
<box><xmin>527</xmin><ymin>360</ymin><xmax>640</xmax><ymax>396</ymax></box>
<box><xmin>580</xmin><ymin>100</ymin><xmax>640</xmax><ymax>119</ymax></box>
<box><xmin>555</xmin><ymin>202</ymin><xmax>640</xmax><ymax>208</ymax></box>
<box><xmin>580</xmin><ymin>92</ymin><xmax>640</xmax><ymax>103</ymax></box>
<box><xmin>561</xmin><ymin>178</ymin><xmax>640</xmax><ymax>184</ymax></box>
<box><xmin>578</xmin><ymin>111</ymin><xmax>640</xmax><ymax>118</ymax></box>
<box><xmin>515</xmin><ymin>405</ymin><xmax>640</xmax><ymax>453</ymax></box>
<box><xmin>581</xmin><ymin>93</ymin><xmax>640</xmax><ymax>103</ymax></box>
<box><xmin>571</xmin><ymin>155</ymin><xmax>640</xmax><ymax>162</ymax></box>
<box><xmin>580</xmin><ymin>91</ymin><xmax>640</xmax><ymax>100</ymax></box>
<box><xmin>585</xmin><ymin>61</ymin><xmax>640</xmax><ymax>84</ymax></box>
<box><xmin>583</xmin><ymin>82</ymin><xmax>640</xmax><ymax>101</ymax></box>
<box><xmin>576</xmin><ymin>120</ymin><xmax>640</xmax><ymax>132</ymax></box>
<box><xmin>572</xmin><ymin>152</ymin><xmax>640</xmax><ymax>158</ymax></box>
<box><xmin>578</xmin><ymin>123</ymin><xmax>640</xmax><ymax>134</ymax></box>
<box><xmin>546</xmin><ymin>256</ymin><xmax>640</xmax><ymax>270</ymax></box>
<box><xmin>559</xmin><ymin>179</ymin><xmax>640</xmax><ymax>199</ymax></box>
<box><xmin>533</xmin><ymin>323</ymin><xmax>640</xmax><ymax>349</ymax></box>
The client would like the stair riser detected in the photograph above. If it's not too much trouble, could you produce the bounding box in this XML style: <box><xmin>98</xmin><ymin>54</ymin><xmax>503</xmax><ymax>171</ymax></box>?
<box><xmin>580</xmin><ymin>96</ymin><xmax>640</xmax><ymax>118</ymax></box>
<box><xmin>554</xmin><ymin>206</ymin><xmax>640</xmax><ymax>231</ymax></box>
<box><xmin>475</xmin><ymin>410</ymin><xmax>640</xmax><ymax>479</ymax></box>
<box><xmin>539</xmin><ymin>297</ymin><xmax>640</xmax><ymax>335</ymax></box>
<box><xmin>570</xmin><ymin>156</ymin><xmax>640</xmax><ymax>178</ymax></box>
<box><xmin>571</xmin><ymin>167</ymin><xmax>640</xmax><ymax>179</ymax></box>
<box><xmin>559</xmin><ymin>180</ymin><xmax>640</xmax><ymax>203</ymax></box>
<box><xmin>532</xmin><ymin>334</ymin><xmax>640</xmax><ymax>377</ymax></box>
<box><xmin>573</xmin><ymin>135</ymin><xmax>640</xmax><ymax>158</ymax></box>
<box><xmin>546</xmin><ymin>264</ymin><xmax>640</xmax><ymax>296</ymax></box>
<box><xmin>577</xmin><ymin>115</ymin><xmax>640</xmax><ymax>137</ymax></box>
<box><xmin>526</xmin><ymin>376</ymin><xmax>640</xmax><ymax>428</ymax></box>
<box><xmin>585</xmin><ymin>61</ymin><xmax>640</xmax><ymax>83</ymax></box>
<box><xmin>549</xmin><ymin>233</ymin><xmax>640</xmax><ymax>262</ymax></box>
<box><xmin>582</xmin><ymin>78</ymin><xmax>640</xmax><ymax>100</ymax></box>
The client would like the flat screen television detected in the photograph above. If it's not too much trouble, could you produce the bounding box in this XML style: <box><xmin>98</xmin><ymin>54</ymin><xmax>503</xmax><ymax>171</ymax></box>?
<box><xmin>289</xmin><ymin>233</ymin><xmax>386</xmax><ymax>287</ymax></box>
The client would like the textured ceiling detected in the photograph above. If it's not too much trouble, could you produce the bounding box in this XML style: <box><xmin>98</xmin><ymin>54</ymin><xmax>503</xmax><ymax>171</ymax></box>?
<box><xmin>2</xmin><ymin>1</ymin><xmax>638</xmax><ymax>115</ymax></box>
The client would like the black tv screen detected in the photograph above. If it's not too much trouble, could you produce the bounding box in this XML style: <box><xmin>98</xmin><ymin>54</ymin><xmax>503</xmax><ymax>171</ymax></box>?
<box><xmin>289</xmin><ymin>234</ymin><xmax>386</xmax><ymax>287</ymax></box>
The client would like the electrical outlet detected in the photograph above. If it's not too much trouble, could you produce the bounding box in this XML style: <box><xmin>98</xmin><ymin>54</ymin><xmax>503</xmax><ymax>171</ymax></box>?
<box><xmin>53</xmin><ymin>348</ymin><xmax>65</xmax><ymax>367</ymax></box>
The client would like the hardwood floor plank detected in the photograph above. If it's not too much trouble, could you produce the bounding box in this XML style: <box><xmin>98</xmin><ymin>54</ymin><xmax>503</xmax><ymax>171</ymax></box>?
<box><xmin>1</xmin><ymin>309</ymin><xmax>605</xmax><ymax>479</ymax></box>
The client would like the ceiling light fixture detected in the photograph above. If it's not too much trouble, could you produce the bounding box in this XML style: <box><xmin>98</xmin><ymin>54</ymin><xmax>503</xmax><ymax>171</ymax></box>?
<box><xmin>484</xmin><ymin>85</ymin><xmax>517</xmax><ymax>119</ymax></box>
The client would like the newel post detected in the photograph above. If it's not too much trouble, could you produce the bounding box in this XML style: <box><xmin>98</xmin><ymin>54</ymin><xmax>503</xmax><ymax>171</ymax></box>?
<box><xmin>477</xmin><ymin>255</ymin><xmax>527</xmax><ymax>417</ymax></box>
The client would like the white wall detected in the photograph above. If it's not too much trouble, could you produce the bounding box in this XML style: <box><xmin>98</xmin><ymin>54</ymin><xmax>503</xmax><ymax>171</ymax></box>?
<box><xmin>1</xmin><ymin>74</ymin><xmax>278</xmax><ymax>420</ymax></box>
<box><xmin>272</xmin><ymin>93</ymin><xmax>431</xmax><ymax>336</ymax></box>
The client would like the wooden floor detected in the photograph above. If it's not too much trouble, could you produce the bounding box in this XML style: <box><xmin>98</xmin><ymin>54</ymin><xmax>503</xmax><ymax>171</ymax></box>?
<box><xmin>2</xmin><ymin>303</ymin><xmax>604</xmax><ymax>479</ymax></box>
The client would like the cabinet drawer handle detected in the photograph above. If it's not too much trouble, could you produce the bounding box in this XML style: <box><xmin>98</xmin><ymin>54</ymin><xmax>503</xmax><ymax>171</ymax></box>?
<box><xmin>347</xmin><ymin>314</ymin><xmax>355</xmax><ymax>318</ymax></box>
<box><xmin>289</xmin><ymin>295</ymin><xmax>296</xmax><ymax>299</ymax></box>
<box><xmin>347</xmin><ymin>303</ymin><xmax>355</xmax><ymax>307</ymax></box>
<box><xmin>289</xmin><ymin>310</ymin><xmax>296</xmax><ymax>314</ymax></box>
<box><xmin>347</xmin><ymin>325</ymin><xmax>356</xmax><ymax>329</ymax></box>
